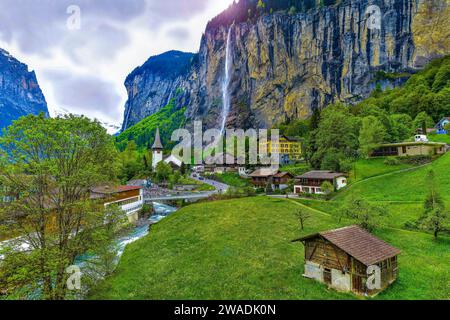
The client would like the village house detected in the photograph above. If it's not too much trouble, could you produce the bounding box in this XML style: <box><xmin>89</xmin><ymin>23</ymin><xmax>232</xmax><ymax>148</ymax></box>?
<box><xmin>204</xmin><ymin>152</ymin><xmax>246</xmax><ymax>175</ymax></box>
<box><xmin>259</xmin><ymin>135</ymin><xmax>302</xmax><ymax>163</ymax></box>
<box><xmin>293</xmin><ymin>225</ymin><xmax>401</xmax><ymax>296</ymax></box>
<box><xmin>294</xmin><ymin>171</ymin><xmax>347</xmax><ymax>195</ymax></box>
<box><xmin>370</xmin><ymin>141</ymin><xmax>446</xmax><ymax>157</ymax></box>
<box><xmin>90</xmin><ymin>185</ymin><xmax>144</xmax><ymax>224</ymax></box>
<box><xmin>249</xmin><ymin>168</ymin><xmax>293</xmax><ymax>190</ymax></box>
<box><xmin>164</xmin><ymin>154</ymin><xmax>183</xmax><ymax>170</ymax></box>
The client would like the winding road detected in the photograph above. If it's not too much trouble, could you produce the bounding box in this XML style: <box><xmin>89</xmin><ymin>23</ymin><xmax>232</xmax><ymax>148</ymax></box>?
<box><xmin>144</xmin><ymin>174</ymin><xmax>230</xmax><ymax>203</ymax></box>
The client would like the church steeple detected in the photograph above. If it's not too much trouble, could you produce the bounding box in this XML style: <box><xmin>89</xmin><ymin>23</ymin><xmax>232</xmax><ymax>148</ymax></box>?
<box><xmin>152</xmin><ymin>127</ymin><xmax>163</xmax><ymax>150</ymax></box>
<box><xmin>152</xmin><ymin>128</ymin><xmax>164</xmax><ymax>170</ymax></box>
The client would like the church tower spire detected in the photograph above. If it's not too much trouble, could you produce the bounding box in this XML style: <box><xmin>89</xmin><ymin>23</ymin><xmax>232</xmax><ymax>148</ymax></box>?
<box><xmin>152</xmin><ymin>128</ymin><xmax>164</xmax><ymax>169</ymax></box>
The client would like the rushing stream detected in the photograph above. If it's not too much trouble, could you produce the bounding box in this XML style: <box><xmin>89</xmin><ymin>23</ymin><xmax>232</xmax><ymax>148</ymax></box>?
<box><xmin>0</xmin><ymin>202</ymin><xmax>177</xmax><ymax>299</ymax></box>
<box><xmin>115</xmin><ymin>202</ymin><xmax>177</xmax><ymax>258</ymax></box>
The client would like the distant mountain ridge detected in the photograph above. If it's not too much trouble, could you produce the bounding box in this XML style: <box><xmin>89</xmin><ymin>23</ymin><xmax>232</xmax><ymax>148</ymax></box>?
<box><xmin>0</xmin><ymin>48</ymin><xmax>48</xmax><ymax>132</ymax></box>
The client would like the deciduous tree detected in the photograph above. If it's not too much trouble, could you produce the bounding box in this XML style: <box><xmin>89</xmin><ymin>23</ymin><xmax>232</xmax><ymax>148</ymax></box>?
<box><xmin>0</xmin><ymin>114</ymin><xmax>120</xmax><ymax>300</ymax></box>
<box><xmin>358</xmin><ymin>116</ymin><xmax>387</xmax><ymax>158</ymax></box>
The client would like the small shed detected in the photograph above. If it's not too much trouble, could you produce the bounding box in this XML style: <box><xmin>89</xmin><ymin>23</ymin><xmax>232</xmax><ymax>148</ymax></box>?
<box><xmin>293</xmin><ymin>225</ymin><xmax>401</xmax><ymax>296</ymax></box>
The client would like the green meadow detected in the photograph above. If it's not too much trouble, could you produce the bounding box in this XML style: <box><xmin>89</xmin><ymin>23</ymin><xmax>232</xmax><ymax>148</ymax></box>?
<box><xmin>91</xmin><ymin>196</ymin><xmax>449</xmax><ymax>300</ymax></box>
<box><xmin>90</xmin><ymin>152</ymin><xmax>450</xmax><ymax>300</ymax></box>
<box><xmin>336</xmin><ymin>153</ymin><xmax>450</xmax><ymax>202</ymax></box>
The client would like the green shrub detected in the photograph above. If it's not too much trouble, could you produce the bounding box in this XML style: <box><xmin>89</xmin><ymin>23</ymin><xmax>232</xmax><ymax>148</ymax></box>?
<box><xmin>400</xmin><ymin>155</ymin><xmax>432</xmax><ymax>165</ymax></box>
<box><xmin>384</xmin><ymin>157</ymin><xmax>400</xmax><ymax>166</ymax></box>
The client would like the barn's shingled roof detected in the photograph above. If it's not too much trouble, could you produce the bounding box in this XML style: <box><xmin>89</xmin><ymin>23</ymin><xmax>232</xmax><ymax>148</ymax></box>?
<box><xmin>294</xmin><ymin>225</ymin><xmax>401</xmax><ymax>266</ymax></box>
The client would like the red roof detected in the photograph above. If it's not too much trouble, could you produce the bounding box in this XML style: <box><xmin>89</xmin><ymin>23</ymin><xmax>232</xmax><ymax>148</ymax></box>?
<box><xmin>91</xmin><ymin>185</ymin><xmax>142</xmax><ymax>195</ymax></box>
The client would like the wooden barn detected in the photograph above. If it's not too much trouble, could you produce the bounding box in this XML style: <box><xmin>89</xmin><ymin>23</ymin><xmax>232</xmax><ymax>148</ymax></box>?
<box><xmin>293</xmin><ymin>225</ymin><xmax>401</xmax><ymax>296</ymax></box>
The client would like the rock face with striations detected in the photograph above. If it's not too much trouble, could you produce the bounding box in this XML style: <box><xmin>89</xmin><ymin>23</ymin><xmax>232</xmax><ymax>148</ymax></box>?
<box><xmin>0</xmin><ymin>48</ymin><xmax>48</xmax><ymax>131</ymax></box>
<box><xmin>121</xmin><ymin>0</ymin><xmax>450</xmax><ymax>131</ymax></box>
<box><xmin>121</xmin><ymin>50</ymin><xmax>194</xmax><ymax>131</ymax></box>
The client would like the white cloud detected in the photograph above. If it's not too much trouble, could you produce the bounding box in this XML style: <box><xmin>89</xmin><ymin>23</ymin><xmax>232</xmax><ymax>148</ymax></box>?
<box><xmin>0</xmin><ymin>0</ymin><xmax>234</xmax><ymax>128</ymax></box>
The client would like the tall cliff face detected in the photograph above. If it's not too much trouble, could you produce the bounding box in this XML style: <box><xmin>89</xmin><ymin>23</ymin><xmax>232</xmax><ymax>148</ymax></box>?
<box><xmin>121</xmin><ymin>50</ymin><xmax>194</xmax><ymax>131</ymax></box>
<box><xmin>122</xmin><ymin>0</ymin><xmax>450</xmax><ymax>131</ymax></box>
<box><xmin>0</xmin><ymin>48</ymin><xmax>48</xmax><ymax>131</ymax></box>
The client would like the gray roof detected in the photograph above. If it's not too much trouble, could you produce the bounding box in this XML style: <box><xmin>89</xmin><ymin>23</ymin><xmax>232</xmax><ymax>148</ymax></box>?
<box><xmin>377</xmin><ymin>141</ymin><xmax>446</xmax><ymax>147</ymax></box>
<box><xmin>296</xmin><ymin>171</ymin><xmax>345</xmax><ymax>180</ymax></box>
<box><xmin>249</xmin><ymin>168</ymin><xmax>279</xmax><ymax>177</ymax></box>
<box><xmin>152</xmin><ymin>127</ymin><xmax>163</xmax><ymax>150</ymax></box>
<box><xmin>283</xmin><ymin>135</ymin><xmax>301</xmax><ymax>142</ymax></box>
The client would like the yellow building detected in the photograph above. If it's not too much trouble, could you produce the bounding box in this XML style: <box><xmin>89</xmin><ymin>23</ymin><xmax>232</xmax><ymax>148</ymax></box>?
<box><xmin>259</xmin><ymin>135</ymin><xmax>302</xmax><ymax>161</ymax></box>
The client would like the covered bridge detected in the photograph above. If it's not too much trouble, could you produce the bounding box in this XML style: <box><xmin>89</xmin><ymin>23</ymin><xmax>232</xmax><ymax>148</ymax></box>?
<box><xmin>293</xmin><ymin>225</ymin><xmax>401</xmax><ymax>296</ymax></box>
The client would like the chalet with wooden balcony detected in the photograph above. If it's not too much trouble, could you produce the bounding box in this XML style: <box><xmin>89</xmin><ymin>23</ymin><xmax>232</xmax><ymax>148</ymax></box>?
<box><xmin>204</xmin><ymin>152</ymin><xmax>247</xmax><ymax>174</ymax></box>
<box><xmin>294</xmin><ymin>171</ymin><xmax>347</xmax><ymax>195</ymax></box>
<box><xmin>293</xmin><ymin>225</ymin><xmax>401</xmax><ymax>296</ymax></box>
<box><xmin>249</xmin><ymin>168</ymin><xmax>293</xmax><ymax>190</ymax></box>
<box><xmin>90</xmin><ymin>185</ymin><xmax>144</xmax><ymax>224</ymax></box>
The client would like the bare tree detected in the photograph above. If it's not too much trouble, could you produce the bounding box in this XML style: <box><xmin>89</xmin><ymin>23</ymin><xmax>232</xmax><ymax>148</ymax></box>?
<box><xmin>295</xmin><ymin>209</ymin><xmax>311</xmax><ymax>231</ymax></box>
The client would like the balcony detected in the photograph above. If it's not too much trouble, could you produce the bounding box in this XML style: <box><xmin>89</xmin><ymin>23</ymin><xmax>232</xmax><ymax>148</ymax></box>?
<box><xmin>105</xmin><ymin>196</ymin><xmax>144</xmax><ymax>216</ymax></box>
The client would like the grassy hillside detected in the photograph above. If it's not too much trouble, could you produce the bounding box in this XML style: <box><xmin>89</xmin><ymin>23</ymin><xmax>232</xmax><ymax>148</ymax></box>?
<box><xmin>116</xmin><ymin>99</ymin><xmax>186</xmax><ymax>151</ymax></box>
<box><xmin>336</xmin><ymin>153</ymin><xmax>450</xmax><ymax>202</ymax></box>
<box><xmin>350</xmin><ymin>158</ymin><xmax>417</xmax><ymax>182</ymax></box>
<box><xmin>90</xmin><ymin>197</ymin><xmax>449</xmax><ymax>300</ymax></box>
<box><xmin>206</xmin><ymin>173</ymin><xmax>251</xmax><ymax>188</ymax></box>
<box><xmin>429</xmin><ymin>133</ymin><xmax>450</xmax><ymax>144</ymax></box>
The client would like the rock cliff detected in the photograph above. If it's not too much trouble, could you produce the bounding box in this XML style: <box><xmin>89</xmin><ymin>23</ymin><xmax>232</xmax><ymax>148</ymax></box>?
<box><xmin>121</xmin><ymin>50</ymin><xmax>194</xmax><ymax>131</ymax></box>
<box><xmin>0</xmin><ymin>48</ymin><xmax>48</xmax><ymax>132</ymax></box>
<box><xmin>121</xmin><ymin>0</ymin><xmax>450</xmax><ymax>131</ymax></box>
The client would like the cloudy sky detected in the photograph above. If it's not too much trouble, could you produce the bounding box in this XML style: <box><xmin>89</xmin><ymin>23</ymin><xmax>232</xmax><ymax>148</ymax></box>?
<box><xmin>0</xmin><ymin>0</ymin><xmax>234</xmax><ymax>130</ymax></box>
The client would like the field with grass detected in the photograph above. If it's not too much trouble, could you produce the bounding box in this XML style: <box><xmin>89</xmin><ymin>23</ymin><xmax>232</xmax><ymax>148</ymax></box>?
<box><xmin>349</xmin><ymin>158</ymin><xmax>417</xmax><ymax>182</ymax></box>
<box><xmin>429</xmin><ymin>134</ymin><xmax>450</xmax><ymax>144</ymax></box>
<box><xmin>206</xmin><ymin>173</ymin><xmax>250</xmax><ymax>188</ymax></box>
<box><xmin>90</xmin><ymin>196</ymin><xmax>449</xmax><ymax>300</ymax></box>
<box><xmin>336</xmin><ymin>153</ymin><xmax>450</xmax><ymax>202</ymax></box>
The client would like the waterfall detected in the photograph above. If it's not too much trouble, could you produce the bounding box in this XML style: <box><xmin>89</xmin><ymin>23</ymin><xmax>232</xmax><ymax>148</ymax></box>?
<box><xmin>220</xmin><ymin>26</ymin><xmax>233</xmax><ymax>136</ymax></box>
<box><xmin>122</xmin><ymin>103</ymin><xmax>132</xmax><ymax>132</ymax></box>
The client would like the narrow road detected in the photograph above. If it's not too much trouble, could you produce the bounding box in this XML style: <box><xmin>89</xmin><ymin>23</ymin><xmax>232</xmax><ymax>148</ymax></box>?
<box><xmin>190</xmin><ymin>174</ymin><xmax>230</xmax><ymax>193</ymax></box>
